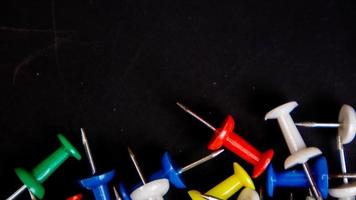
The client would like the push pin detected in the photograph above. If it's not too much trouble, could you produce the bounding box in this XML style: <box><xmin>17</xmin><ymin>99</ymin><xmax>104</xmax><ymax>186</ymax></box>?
<box><xmin>149</xmin><ymin>149</ymin><xmax>224</xmax><ymax>188</ymax></box>
<box><xmin>79</xmin><ymin>128</ymin><xmax>116</xmax><ymax>200</ymax></box>
<box><xmin>296</xmin><ymin>105</ymin><xmax>356</xmax><ymax>199</ymax></box>
<box><xmin>265</xmin><ymin>102</ymin><xmax>323</xmax><ymax>199</ymax></box>
<box><xmin>177</xmin><ymin>102</ymin><xmax>274</xmax><ymax>178</ymax></box>
<box><xmin>237</xmin><ymin>188</ymin><xmax>260</xmax><ymax>200</ymax></box>
<box><xmin>127</xmin><ymin>147</ymin><xmax>170</xmax><ymax>200</ymax></box>
<box><xmin>296</xmin><ymin>105</ymin><xmax>356</xmax><ymax>198</ymax></box>
<box><xmin>327</xmin><ymin>136</ymin><xmax>356</xmax><ymax>199</ymax></box>
<box><xmin>295</xmin><ymin>105</ymin><xmax>356</xmax><ymax>145</ymax></box>
<box><xmin>6</xmin><ymin>134</ymin><xmax>82</xmax><ymax>200</ymax></box>
<box><xmin>66</xmin><ymin>194</ymin><xmax>83</xmax><ymax>200</ymax></box>
<box><xmin>187</xmin><ymin>162</ymin><xmax>255</xmax><ymax>200</ymax></box>
<box><xmin>266</xmin><ymin>156</ymin><xmax>328</xmax><ymax>198</ymax></box>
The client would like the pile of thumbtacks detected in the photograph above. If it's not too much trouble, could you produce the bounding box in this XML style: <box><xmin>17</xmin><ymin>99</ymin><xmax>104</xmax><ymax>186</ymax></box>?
<box><xmin>6</xmin><ymin>101</ymin><xmax>356</xmax><ymax>200</ymax></box>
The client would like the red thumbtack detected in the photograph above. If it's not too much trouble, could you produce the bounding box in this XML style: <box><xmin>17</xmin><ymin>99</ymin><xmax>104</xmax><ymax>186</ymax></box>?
<box><xmin>177</xmin><ymin>102</ymin><xmax>274</xmax><ymax>178</ymax></box>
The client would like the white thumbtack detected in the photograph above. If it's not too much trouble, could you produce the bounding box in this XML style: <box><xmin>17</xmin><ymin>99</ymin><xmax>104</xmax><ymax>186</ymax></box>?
<box><xmin>265</xmin><ymin>102</ymin><xmax>322</xmax><ymax>199</ymax></box>
<box><xmin>296</xmin><ymin>105</ymin><xmax>356</xmax><ymax>200</ymax></box>
<box><xmin>295</xmin><ymin>105</ymin><xmax>356</xmax><ymax>145</ymax></box>
<box><xmin>128</xmin><ymin>147</ymin><xmax>170</xmax><ymax>200</ymax></box>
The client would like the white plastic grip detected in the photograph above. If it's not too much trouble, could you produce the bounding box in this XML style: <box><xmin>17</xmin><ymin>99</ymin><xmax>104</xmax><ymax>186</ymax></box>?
<box><xmin>329</xmin><ymin>182</ymin><xmax>356</xmax><ymax>198</ymax></box>
<box><xmin>265</xmin><ymin>101</ymin><xmax>307</xmax><ymax>154</ymax></box>
<box><xmin>284</xmin><ymin>147</ymin><xmax>322</xmax><ymax>169</ymax></box>
<box><xmin>130</xmin><ymin>179</ymin><xmax>170</xmax><ymax>200</ymax></box>
<box><xmin>338</xmin><ymin>105</ymin><xmax>356</xmax><ymax>145</ymax></box>
<box><xmin>237</xmin><ymin>188</ymin><xmax>260</xmax><ymax>200</ymax></box>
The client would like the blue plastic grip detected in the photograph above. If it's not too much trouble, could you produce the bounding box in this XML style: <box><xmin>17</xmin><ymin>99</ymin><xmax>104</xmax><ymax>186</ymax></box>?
<box><xmin>80</xmin><ymin>170</ymin><xmax>115</xmax><ymax>200</ymax></box>
<box><xmin>149</xmin><ymin>152</ymin><xmax>186</xmax><ymax>189</ymax></box>
<box><xmin>266</xmin><ymin>156</ymin><xmax>328</xmax><ymax>198</ymax></box>
<box><xmin>118</xmin><ymin>182</ymin><xmax>131</xmax><ymax>200</ymax></box>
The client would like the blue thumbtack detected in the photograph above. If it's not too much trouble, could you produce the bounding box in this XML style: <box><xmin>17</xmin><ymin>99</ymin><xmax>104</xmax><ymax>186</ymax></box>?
<box><xmin>118</xmin><ymin>150</ymin><xmax>224</xmax><ymax>199</ymax></box>
<box><xmin>266</xmin><ymin>156</ymin><xmax>328</xmax><ymax>199</ymax></box>
<box><xmin>79</xmin><ymin>128</ymin><xmax>116</xmax><ymax>200</ymax></box>
<box><xmin>149</xmin><ymin>149</ymin><xmax>224</xmax><ymax>189</ymax></box>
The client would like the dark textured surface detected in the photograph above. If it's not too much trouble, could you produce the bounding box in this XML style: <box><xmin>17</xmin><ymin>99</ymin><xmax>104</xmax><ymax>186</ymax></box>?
<box><xmin>1</xmin><ymin>0</ymin><xmax>356</xmax><ymax>199</ymax></box>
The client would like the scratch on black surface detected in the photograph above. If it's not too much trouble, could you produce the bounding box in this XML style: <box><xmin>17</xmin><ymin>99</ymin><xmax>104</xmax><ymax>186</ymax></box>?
<box><xmin>0</xmin><ymin>26</ymin><xmax>76</xmax><ymax>34</ymax></box>
<box><xmin>12</xmin><ymin>37</ymin><xmax>70</xmax><ymax>85</ymax></box>
<box><xmin>51</xmin><ymin>0</ymin><xmax>59</xmax><ymax>69</ymax></box>
<box><xmin>122</xmin><ymin>46</ymin><xmax>142</xmax><ymax>81</ymax></box>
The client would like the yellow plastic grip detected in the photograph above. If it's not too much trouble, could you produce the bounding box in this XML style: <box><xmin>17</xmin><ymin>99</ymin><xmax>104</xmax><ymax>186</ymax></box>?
<box><xmin>188</xmin><ymin>162</ymin><xmax>255</xmax><ymax>200</ymax></box>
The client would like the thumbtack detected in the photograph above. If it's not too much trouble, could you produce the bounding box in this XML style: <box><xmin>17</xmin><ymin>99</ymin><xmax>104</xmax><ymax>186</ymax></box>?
<box><xmin>79</xmin><ymin>128</ymin><xmax>116</xmax><ymax>200</ymax></box>
<box><xmin>6</xmin><ymin>134</ymin><xmax>82</xmax><ymax>200</ymax></box>
<box><xmin>66</xmin><ymin>194</ymin><xmax>83</xmax><ymax>200</ymax></box>
<box><xmin>265</xmin><ymin>101</ymin><xmax>323</xmax><ymax>199</ymax></box>
<box><xmin>177</xmin><ymin>102</ymin><xmax>274</xmax><ymax>178</ymax></box>
<box><xmin>237</xmin><ymin>188</ymin><xmax>260</xmax><ymax>200</ymax></box>
<box><xmin>149</xmin><ymin>149</ymin><xmax>224</xmax><ymax>188</ymax></box>
<box><xmin>266</xmin><ymin>156</ymin><xmax>328</xmax><ymax>199</ymax></box>
<box><xmin>127</xmin><ymin>147</ymin><xmax>170</xmax><ymax>200</ymax></box>
<box><xmin>296</xmin><ymin>105</ymin><xmax>356</xmax><ymax>199</ymax></box>
<box><xmin>295</xmin><ymin>105</ymin><xmax>356</xmax><ymax>145</ymax></box>
<box><xmin>187</xmin><ymin>162</ymin><xmax>255</xmax><ymax>200</ymax></box>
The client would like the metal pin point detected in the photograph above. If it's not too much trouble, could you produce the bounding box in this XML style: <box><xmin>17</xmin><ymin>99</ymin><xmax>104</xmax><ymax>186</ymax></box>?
<box><xmin>81</xmin><ymin>128</ymin><xmax>96</xmax><ymax>174</ymax></box>
<box><xmin>79</xmin><ymin>128</ymin><xmax>116</xmax><ymax>200</ymax></box>
<box><xmin>177</xmin><ymin>102</ymin><xmax>274</xmax><ymax>178</ymax></box>
<box><xmin>295</xmin><ymin>105</ymin><xmax>356</xmax><ymax>145</ymax></box>
<box><xmin>128</xmin><ymin>147</ymin><xmax>147</xmax><ymax>184</ymax></box>
<box><xmin>127</xmin><ymin>148</ymin><xmax>170</xmax><ymax>200</ymax></box>
<box><xmin>113</xmin><ymin>186</ymin><xmax>122</xmax><ymax>200</ymax></box>
<box><xmin>177</xmin><ymin>102</ymin><xmax>216</xmax><ymax>131</ymax></box>
<box><xmin>29</xmin><ymin>189</ymin><xmax>36</xmax><ymax>200</ymax></box>
<box><xmin>178</xmin><ymin>149</ymin><xmax>224</xmax><ymax>174</ymax></box>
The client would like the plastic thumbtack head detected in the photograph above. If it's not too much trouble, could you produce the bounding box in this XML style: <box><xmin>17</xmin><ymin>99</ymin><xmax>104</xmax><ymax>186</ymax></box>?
<box><xmin>188</xmin><ymin>162</ymin><xmax>255</xmax><ymax>200</ymax></box>
<box><xmin>237</xmin><ymin>188</ymin><xmax>260</xmax><ymax>200</ymax></box>
<box><xmin>8</xmin><ymin>134</ymin><xmax>81</xmax><ymax>200</ymax></box>
<box><xmin>177</xmin><ymin>102</ymin><xmax>274</xmax><ymax>178</ymax></box>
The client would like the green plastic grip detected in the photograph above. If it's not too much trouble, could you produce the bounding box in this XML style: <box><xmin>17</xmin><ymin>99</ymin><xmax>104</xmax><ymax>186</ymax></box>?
<box><xmin>15</xmin><ymin>134</ymin><xmax>81</xmax><ymax>199</ymax></box>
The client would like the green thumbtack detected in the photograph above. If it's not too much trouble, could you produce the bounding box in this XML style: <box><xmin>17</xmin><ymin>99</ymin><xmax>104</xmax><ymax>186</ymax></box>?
<box><xmin>7</xmin><ymin>134</ymin><xmax>81</xmax><ymax>200</ymax></box>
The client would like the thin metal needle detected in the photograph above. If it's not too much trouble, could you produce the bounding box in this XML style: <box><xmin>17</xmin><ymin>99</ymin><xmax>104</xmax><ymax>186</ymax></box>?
<box><xmin>176</xmin><ymin>102</ymin><xmax>216</xmax><ymax>131</ymax></box>
<box><xmin>81</xmin><ymin>128</ymin><xmax>97</xmax><ymax>174</ymax></box>
<box><xmin>128</xmin><ymin>147</ymin><xmax>146</xmax><ymax>184</ymax></box>
<box><xmin>302</xmin><ymin>163</ymin><xmax>322</xmax><ymax>199</ymax></box>
<box><xmin>178</xmin><ymin>149</ymin><xmax>224</xmax><ymax>174</ymax></box>
<box><xmin>330</xmin><ymin>173</ymin><xmax>356</xmax><ymax>179</ymax></box>
<box><xmin>113</xmin><ymin>186</ymin><xmax>122</xmax><ymax>200</ymax></box>
<box><xmin>29</xmin><ymin>189</ymin><xmax>36</xmax><ymax>200</ymax></box>
<box><xmin>200</xmin><ymin>194</ymin><xmax>221</xmax><ymax>200</ymax></box>
<box><xmin>295</xmin><ymin>122</ymin><xmax>340</xmax><ymax>128</ymax></box>
<box><xmin>6</xmin><ymin>185</ymin><xmax>27</xmax><ymax>200</ymax></box>
<box><xmin>337</xmin><ymin>135</ymin><xmax>349</xmax><ymax>184</ymax></box>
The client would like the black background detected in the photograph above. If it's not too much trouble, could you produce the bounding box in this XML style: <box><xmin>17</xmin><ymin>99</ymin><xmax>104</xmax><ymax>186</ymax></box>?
<box><xmin>1</xmin><ymin>0</ymin><xmax>356</xmax><ymax>199</ymax></box>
